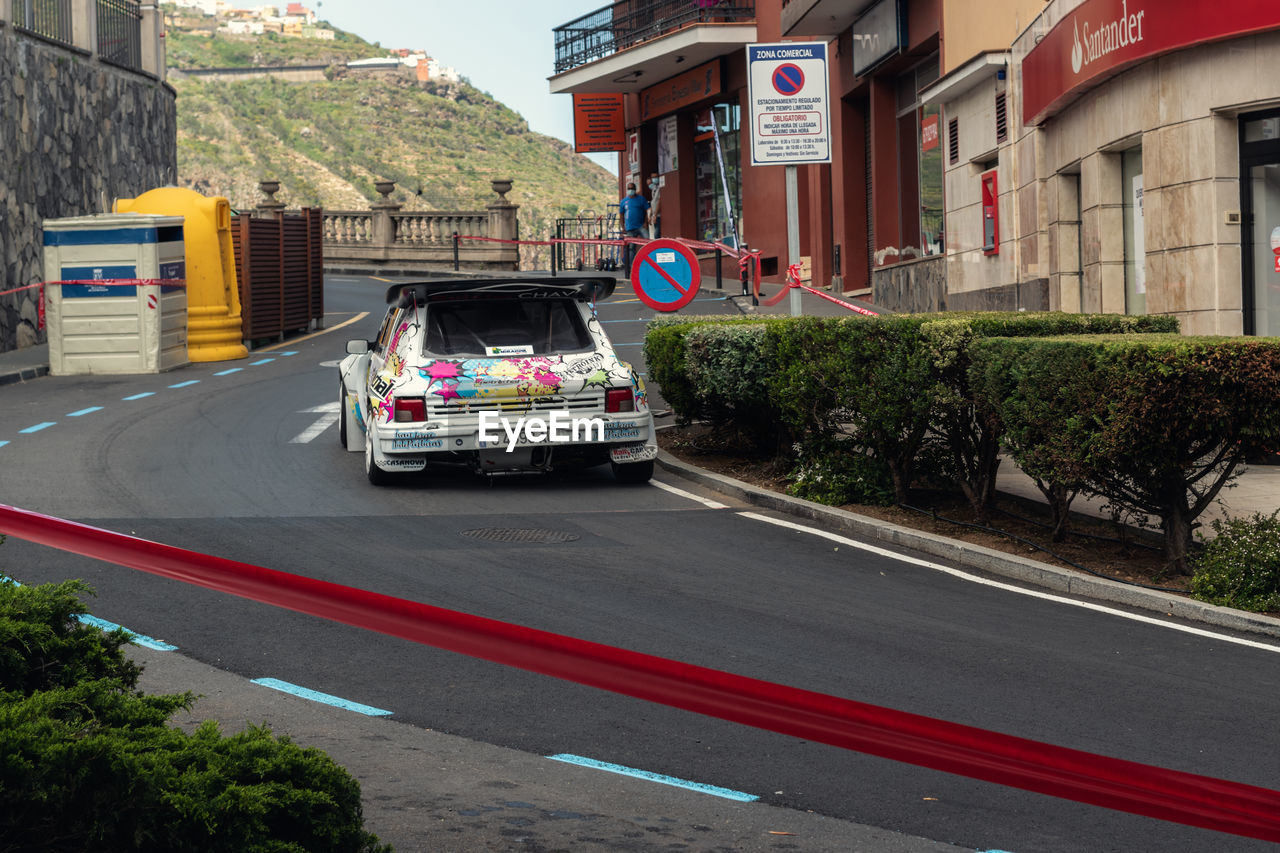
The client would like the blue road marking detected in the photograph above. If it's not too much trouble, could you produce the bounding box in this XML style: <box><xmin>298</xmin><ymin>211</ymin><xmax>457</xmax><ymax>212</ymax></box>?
<box><xmin>122</xmin><ymin>392</ymin><xmax>155</xmax><ymax>401</ymax></box>
<box><xmin>214</xmin><ymin>368</ymin><xmax>243</xmax><ymax>375</ymax></box>
<box><xmin>251</xmin><ymin>678</ymin><xmax>393</xmax><ymax>716</ymax></box>
<box><xmin>20</xmin><ymin>422</ymin><xmax>56</xmax><ymax>433</ymax></box>
<box><xmin>169</xmin><ymin>380</ymin><xmax>200</xmax><ymax>388</ymax></box>
<box><xmin>67</xmin><ymin>406</ymin><xmax>104</xmax><ymax>417</ymax></box>
<box><xmin>250</xmin><ymin>358</ymin><xmax>275</xmax><ymax>365</ymax></box>
<box><xmin>546</xmin><ymin>754</ymin><xmax>758</xmax><ymax>802</ymax></box>
<box><xmin>277</xmin><ymin>351</ymin><xmax>298</xmax><ymax>356</ymax></box>
<box><xmin>613</xmin><ymin>342</ymin><xmax>644</xmax><ymax>347</ymax></box>
<box><xmin>0</xmin><ymin>441</ymin><xmax>8</xmax><ymax>449</ymax></box>
<box><xmin>77</xmin><ymin>614</ymin><xmax>178</xmax><ymax>651</ymax></box>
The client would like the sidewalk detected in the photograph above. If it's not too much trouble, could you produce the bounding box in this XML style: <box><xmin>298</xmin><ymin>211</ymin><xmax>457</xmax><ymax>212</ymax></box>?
<box><xmin>0</xmin><ymin>340</ymin><xmax>49</xmax><ymax>386</ymax></box>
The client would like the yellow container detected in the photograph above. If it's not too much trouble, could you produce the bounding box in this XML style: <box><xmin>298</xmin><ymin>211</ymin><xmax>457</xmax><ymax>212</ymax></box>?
<box><xmin>115</xmin><ymin>187</ymin><xmax>248</xmax><ymax>362</ymax></box>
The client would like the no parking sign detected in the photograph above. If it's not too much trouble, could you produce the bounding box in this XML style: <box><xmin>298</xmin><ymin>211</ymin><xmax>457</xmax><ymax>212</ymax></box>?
<box><xmin>746</xmin><ymin>42</ymin><xmax>831</xmax><ymax>166</ymax></box>
<box><xmin>630</xmin><ymin>239</ymin><xmax>701</xmax><ymax>312</ymax></box>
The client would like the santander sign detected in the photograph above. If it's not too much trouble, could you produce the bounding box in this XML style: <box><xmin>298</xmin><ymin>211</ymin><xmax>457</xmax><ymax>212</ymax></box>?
<box><xmin>1070</xmin><ymin>0</ymin><xmax>1145</xmax><ymax>75</ymax></box>
<box><xmin>1021</xmin><ymin>0</ymin><xmax>1280</xmax><ymax>127</ymax></box>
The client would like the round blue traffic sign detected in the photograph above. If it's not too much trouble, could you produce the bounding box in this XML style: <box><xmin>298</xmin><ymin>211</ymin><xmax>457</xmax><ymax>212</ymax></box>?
<box><xmin>772</xmin><ymin>63</ymin><xmax>805</xmax><ymax>96</ymax></box>
<box><xmin>630</xmin><ymin>239</ymin><xmax>701</xmax><ymax>312</ymax></box>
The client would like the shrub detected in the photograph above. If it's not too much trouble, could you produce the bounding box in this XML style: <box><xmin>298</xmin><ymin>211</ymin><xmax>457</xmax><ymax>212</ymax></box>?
<box><xmin>1190</xmin><ymin>513</ymin><xmax>1280</xmax><ymax>612</ymax></box>
<box><xmin>787</xmin><ymin>440</ymin><xmax>895</xmax><ymax>507</ymax></box>
<box><xmin>684</xmin><ymin>323</ymin><xmax>787</xmax><ymax>451</ymax></box>
<box><xmin>0</xmin><ymin>579</ymin><xmax>142</xmax><ymax>695</ymax></box>
<box><xmin>0</xmin><ymin>579</ymin><xmax>389</xmax><ymax>852</ymax></box>
<box><xmin>971</xmin><ymin>335</ymin><xmax>1280</xmax><ymax>574</ymax></box>
<box><xmin>642</xmin><ymin>315</ymin><xmax>780</xmax><ymax>424</ymax></box>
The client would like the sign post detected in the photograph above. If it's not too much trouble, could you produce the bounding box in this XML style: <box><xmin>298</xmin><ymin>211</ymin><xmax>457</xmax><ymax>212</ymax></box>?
<box><xmin>746</xmin><ymin>42</ymin><xmax>831</xmax><ymax>316</ymax></box>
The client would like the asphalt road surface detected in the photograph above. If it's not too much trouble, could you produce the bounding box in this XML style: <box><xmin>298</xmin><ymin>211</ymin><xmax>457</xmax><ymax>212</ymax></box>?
<box><xmin>2</xmin><ymin>275</ymin><xmax>1278</xmax><ymax>852</ymax></box>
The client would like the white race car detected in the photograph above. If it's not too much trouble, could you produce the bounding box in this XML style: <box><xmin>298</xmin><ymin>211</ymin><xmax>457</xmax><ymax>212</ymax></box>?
<box><xmin>338</xmin><ymin>278</ymin><xmax>657</xmax><ymax>485</ymax></box>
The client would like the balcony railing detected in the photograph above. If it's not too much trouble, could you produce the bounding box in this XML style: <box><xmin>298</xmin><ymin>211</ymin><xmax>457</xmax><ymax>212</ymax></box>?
<box><xmin>554</xmin><ymin>0</ymin><xmax>755</xmax><ymax>74</ymax></box>
<box><xmin>13</xmin><ymin>0</ymin><xmax>74</xmax><ymax>46</ymax></box>
<box><xmin>96</xmin><ymin>0</ymin><xmax>142</xmax><ymax>71</ymax></box>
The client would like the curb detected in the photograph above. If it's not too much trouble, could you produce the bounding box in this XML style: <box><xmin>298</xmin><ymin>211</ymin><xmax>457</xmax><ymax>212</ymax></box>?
<box><xmin>0</xmin><ymin>365</ymin><xmax>49</xmax><ymax>386</ymax></box>
<box><xmin>655</xmin><ymin>449</ymin><xmax>1280</xmax><ymax>642</ymax></box>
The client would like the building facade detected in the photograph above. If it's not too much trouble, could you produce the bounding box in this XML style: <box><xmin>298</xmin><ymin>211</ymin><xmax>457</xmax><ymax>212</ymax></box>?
<box><xmin>556</xmin><ymin>0</ymin><xmax>1280</xmax><ymax>334</ymax></box>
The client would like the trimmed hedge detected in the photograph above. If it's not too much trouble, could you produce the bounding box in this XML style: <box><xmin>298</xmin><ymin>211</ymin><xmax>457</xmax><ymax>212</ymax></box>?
<box><xmin>0</xmin><ymin>579</ymin><xmax>390</xmax><ymax>852</ymax></box>
<box><xmin>969</xmin><ymin>334</ymin><xmax>1280</xmax><ymax>574</ymax></box>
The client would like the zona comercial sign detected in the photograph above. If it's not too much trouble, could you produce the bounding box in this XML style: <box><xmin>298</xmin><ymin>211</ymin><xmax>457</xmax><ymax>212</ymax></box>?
<box><xmin>1021</xmin><ymin>0</ymin><xmax>1280</xmax><ymax>126</ymax></box>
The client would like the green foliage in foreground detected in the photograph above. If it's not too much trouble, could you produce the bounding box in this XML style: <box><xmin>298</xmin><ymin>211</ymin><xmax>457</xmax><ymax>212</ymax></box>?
<box><xmin>1191</xmin><ymin>513</ymin><xmax>1280</xmax><ymax>612</ymax></box>
<box><xmin>0</xmin><ymin>579</ymin><xmax>389</xmax><ymax>852</ymax></box>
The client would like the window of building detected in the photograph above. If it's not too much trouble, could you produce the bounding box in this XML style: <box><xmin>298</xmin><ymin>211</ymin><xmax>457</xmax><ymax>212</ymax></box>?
<box><xmin>694</xmin><ymin>103</ymin><xmax>741</xmax><ymax>245</ymax></box>
<box><xmin>897</xmin><ymin>56</ymin><xmax>943</xmax><ymax>258</ymax></box>
<box><xmin>1122</xmin><ymin>147</ymin><xmax>1146</xmax><ymax>314</ymax></box>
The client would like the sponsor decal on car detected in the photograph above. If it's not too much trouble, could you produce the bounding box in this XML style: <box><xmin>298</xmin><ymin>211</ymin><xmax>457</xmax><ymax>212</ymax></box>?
<box><xmin>485</xmin><ymin>345</ymin><xmax>535</xmax><ymax>356</ymax></box>
<box><xmin>392</xmin><ymin>431</ymin><xmax>443</xmax><ymax>450</ymax></box>
<box><xmin>603</xmin><ymin>421</ymin><xmax>642</xmax><ymax>441</ymax></box>
<box><xmin>610</xmin><ymin>442</ymin><xmax>658</xmax><ymax>464</ymax></box>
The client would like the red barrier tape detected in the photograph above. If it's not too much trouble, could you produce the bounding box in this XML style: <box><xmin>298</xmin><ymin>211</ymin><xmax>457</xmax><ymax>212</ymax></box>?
<box><xmin>1</xmin><ymin>504</ymin><xmax>1279</xmax><ymax>841</ymax></box>
<box><xmin>0</xmin><ymin>282</ymin><xmax>44</xmax><ymax>298</ymax></box>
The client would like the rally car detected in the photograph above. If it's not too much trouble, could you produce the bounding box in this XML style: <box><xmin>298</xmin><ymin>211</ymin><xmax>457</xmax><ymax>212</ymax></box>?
<box><xmin>338</xmin><ymin>277</ymin><xmax>657</xmax><ymax>485</ymax></box>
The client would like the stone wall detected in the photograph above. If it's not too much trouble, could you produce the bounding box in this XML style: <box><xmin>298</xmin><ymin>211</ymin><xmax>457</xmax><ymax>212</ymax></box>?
<box><xmin>0</xmin><ymin>26</ymin><xmax>177</xmax><ymax>353</ymax></box>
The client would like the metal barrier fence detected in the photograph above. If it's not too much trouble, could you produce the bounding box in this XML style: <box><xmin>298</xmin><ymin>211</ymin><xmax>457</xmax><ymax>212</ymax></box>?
<box><xmin>553</xmin><ymin>0</ymin><xmax>755</xmax><ymax>73</ymax></box>
<box><xmin>554</xmin><ymin>213</ymin><xmax>621</xmax><ymax>272</ymax></box>
<box><xmin>13</xmin><ymin>0</ymin><xmax>73</xmax><ymax>45</ymax></box>
<box><xmin>96</xmin><ymin>0</ymin><xmax>141</xmax><ymax>71</ymax></box>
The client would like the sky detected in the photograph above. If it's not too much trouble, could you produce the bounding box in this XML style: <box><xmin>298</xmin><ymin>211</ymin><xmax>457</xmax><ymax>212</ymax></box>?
<box><xmin>310</xmin><ymin>0</ymin><xmax>620</xmax><ymax>171</ymax></box>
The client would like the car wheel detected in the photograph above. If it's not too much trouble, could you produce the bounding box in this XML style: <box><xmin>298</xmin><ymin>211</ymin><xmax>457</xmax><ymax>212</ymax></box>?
<box><xmin>365</xmin><ymin>431</ymin><xmax>392</xmax><ymax>486</ymax></box>
<box><xmin>338</xmin><ymin>384</ymin><xmax>348</xmax><ymax>448</ymax></box>
<box><xmin>611</xmin><ymin>459</ymin><xmax>654</xmax><ymax>484</ymax></box>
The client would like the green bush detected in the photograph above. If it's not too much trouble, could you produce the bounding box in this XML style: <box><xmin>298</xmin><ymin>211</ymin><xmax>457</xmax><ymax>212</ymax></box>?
<box><xmin>0</xmin><ymin>579</ymin><xmax>389</xmax><ymax>852</ymax></box>
<box><xmin>1190</xmin><ymin>513</ymin><xmax>1280</xmax><ymax>612</ymax></box>
<box><xmin>971</xmin><ymin>335</ymin><xmax>1280</xmax><ymax>573</ymax></box>
<box><xmin>684</xmin><ymin>323</ymin><xmax>787</xmax><ymax>451</ymax></box>
<box><xmin>787</xmin><ymin>440</ymin><xmax>895</xmax><ymax>507</ymax></box>
<box><xmin>642</xmin><ymin>315</ymin><xmax>778</xmax><ymax>424</ymax></box>
<box><xmin>0</xmin><ymin>579</ymin><xmax>141</xmax><ymax>695</ymax></box>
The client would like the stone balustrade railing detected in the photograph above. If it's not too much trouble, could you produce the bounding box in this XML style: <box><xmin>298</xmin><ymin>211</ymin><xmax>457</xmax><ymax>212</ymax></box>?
<box><xmin>261</xmin><ymin>178</ymin><xmax>520</xmax><ymax>273</ymax></box>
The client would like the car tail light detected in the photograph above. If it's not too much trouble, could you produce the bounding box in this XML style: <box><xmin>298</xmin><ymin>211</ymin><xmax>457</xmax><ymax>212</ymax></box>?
<box><xmin>605</xmin><ymin>388</ymin><xmax>634</xmax><ymax>413</ymax></box>
<box><xmin>394</xmin><ymin>396</ymin><xmax>426</xmax><ymax>422</ymax></box>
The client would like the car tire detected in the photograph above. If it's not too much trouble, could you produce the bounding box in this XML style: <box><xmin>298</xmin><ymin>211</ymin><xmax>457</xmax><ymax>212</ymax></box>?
<box><xmin>365</xmin><ymin>431</ymin><xmax>392</xmax><ymax>486</ymax></box>
<box><xmin>338</xmin><ymin>383</ymin><xmax>348</xmax><ymax>449</ymax></box>
<box><xmin>611</xmin><ymin>459</ymin><xmax>654</xmax><ymax>484</ymax></box>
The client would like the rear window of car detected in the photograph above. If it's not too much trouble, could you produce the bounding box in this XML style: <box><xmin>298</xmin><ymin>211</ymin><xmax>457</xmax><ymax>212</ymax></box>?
<box><xmin>422</xmin><ymin>297</ymin><xmax>593</xmax><ymax>356</ymax></box>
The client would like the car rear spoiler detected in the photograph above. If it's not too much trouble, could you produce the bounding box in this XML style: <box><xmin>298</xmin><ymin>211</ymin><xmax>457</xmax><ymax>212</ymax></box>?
<box><xmin>384</xmin><ymin>277</ymin><xmax>615</xmax><ymax>306</ymax></box>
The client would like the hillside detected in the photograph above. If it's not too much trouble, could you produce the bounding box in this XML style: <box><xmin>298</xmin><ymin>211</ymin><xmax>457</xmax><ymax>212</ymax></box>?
<box><xmin>165</xmin><ymin>13</ymin><xmax>618</xmax><ymax>268</ymax></box>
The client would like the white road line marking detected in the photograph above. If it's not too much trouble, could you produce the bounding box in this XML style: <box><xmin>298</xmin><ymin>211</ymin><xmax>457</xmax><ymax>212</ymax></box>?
<box><xmin>303</xmin><ymin>402</ymin><xmax>341</xmax><ymax>413</ymax></box>
<box><xmin>290</xmin><ymin>413</ymin><xmax>339</xmax><ymax>444</ymax></box>
<box><xmin>738</xmin><ymin>512</ymin><xmax>1280</xmax><ymax>655</ymax></box>
<box><xmin>652</xmin><ymin>480</ymin><xmax>729</xmax><ymax>509</ymax></box>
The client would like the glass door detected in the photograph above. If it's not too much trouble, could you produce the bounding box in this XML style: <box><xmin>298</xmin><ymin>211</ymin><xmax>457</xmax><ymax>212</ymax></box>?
<box><xmin>1241</xmin><ymin>109</ymin><xmax>1280</xmax><ymax>336</ymax></box>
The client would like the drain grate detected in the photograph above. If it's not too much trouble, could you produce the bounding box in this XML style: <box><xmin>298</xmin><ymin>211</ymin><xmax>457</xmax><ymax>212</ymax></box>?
<box><xmin>460</xmin><ymin>528</ymin><xmax>580</xmax><ymax>545</ymax></box>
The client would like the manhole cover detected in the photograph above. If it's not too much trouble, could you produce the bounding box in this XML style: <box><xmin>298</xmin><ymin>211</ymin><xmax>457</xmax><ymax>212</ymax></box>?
<box><xmin>460</xmin><ymin>528</ymin><xmax>580</xmax><ymax>544</ymax></box>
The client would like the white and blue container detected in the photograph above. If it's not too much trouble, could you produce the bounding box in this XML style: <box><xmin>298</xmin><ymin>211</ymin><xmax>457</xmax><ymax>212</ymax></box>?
<box><xmin>42</xmin><ymin>214</ymin><xmax>188</xmax><ymax>375</ymax></box>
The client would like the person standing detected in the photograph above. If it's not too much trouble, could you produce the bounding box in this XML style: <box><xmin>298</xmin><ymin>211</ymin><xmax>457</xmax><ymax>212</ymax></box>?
<box><xmin>647</xmin><ymin>173</ymin><xmax>662</xmax><ymax>239</ymax></box>
<box><xmin>619</xmin><ymin>181</ymin><xmax>650</xmax><ymax>272</ymax></box>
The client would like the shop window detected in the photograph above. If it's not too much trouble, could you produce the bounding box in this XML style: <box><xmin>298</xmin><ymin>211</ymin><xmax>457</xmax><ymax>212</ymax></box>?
<box><xmin>694</xmin><ymin>103</ymin><xmax>741</xmax><ymax>246</ymax></box>
<box><xmin>1122</xmin><ymin>147</ymin><xmax>1146</xmax><ymax>315</ymax></box>
<box><xmin>896</xmin><ymin>56</ymin><xmax>943</xmax><ymax>258</ymax></box>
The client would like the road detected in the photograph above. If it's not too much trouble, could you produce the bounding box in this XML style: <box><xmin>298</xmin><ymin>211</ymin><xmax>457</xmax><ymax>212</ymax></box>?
<box><xmin>2</xmin><ymin>275</ymin><xmax>1278</xmax><ymax>852</ymax></box>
